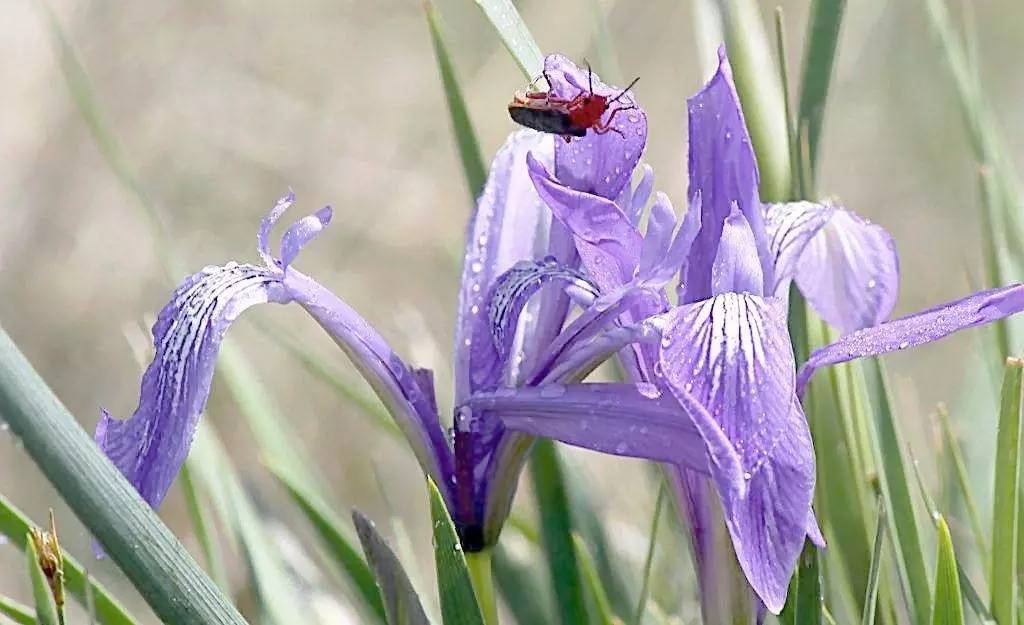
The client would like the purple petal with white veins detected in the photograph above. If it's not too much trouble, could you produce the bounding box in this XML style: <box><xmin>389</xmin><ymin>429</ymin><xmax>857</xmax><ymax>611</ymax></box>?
<box><xmin>527</xmin><ymin>153</ymin><xmax>642</xmax><ymax>291</ymax></box>
<box><xmin>790</xmin><ymin>206</ymin><xmax>899</xmax><ymax>333</ymax></box>
<box><xmin>711</xmin><ymin>205</ymin><xmax>765</xmax><ymax>296</ymax></box>
<box><xmin>455</xmin><ymin>130</ymin><xmax>555</xmax><ymax>403</ymax></box>
<box><xmin>684</xmin><ymin>46</ymin><xmax>773</xmax><ymax>302</ymax></box>
<box><xmin>472</xmin><ymin>383</ymin><xmax>710</xmax><ymax>473</ymax></box>
<box><xmin>797</xmin><ymin>283</ymin><xmax>1024</xmax><ymax>396</ymax></box>
<box><xmin>543</xmin><ymin>54</ymin><xmax>647</xmax><ymax>200</ymax></box>
<box><xmin>96</xmin><ymin>263</ymin><xmax>281</xmax><ymax>510</ymax></box>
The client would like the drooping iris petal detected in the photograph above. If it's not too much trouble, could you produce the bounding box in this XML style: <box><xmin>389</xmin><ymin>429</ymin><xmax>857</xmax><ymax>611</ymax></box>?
<box><xmin>684</xmin><ymin>46</ymin><xmax>773</xmax><ymax>303</ymax></box>
<box><xmin>797</xmin><ymin>283</ymin><xmax>1024</xmax><ymax>396</ymax></box>
<box><xmin>711</xmin><ymin>205</ymin><xmax>765</xmax><ymax>296</ymax></box>
<box><xmin>721</xmin><ymin>401</ymin><xmax>817</xmax><ymax>613</ymax></box>
<box><xmin>473</xmin><ymin>383</ymin><xmax>709</xmax><ymax>472</ymax></box>
<box><xmin>281</xmin><ymin>206</ymin><xmax>333</xmax><ymax>269</ymax></box>
<box><xmin>455</xmin><ymin>130</ymin><xmax>555</xmax><ymax>403</ymax></box>
<box><xmin>527</xmin><ymin>153</ymin><xmax>643</xmax><ymax>292</ymax></box>
<box><xmin>791</xmin><ymin>207</ymin><xmax>899</xmax><ymax>333</ymax></box>
<box><xmin>97</xmin><ymin>263</ymin><xmax>282</xmax><ymax>509</ymax></box>
<box><xmin>764</xmin><ymin>201</ymin><xmax>835</xmax><ymax>293</ymax></box>
<box><xmin>469</xmin><ymin>258</ymin><xmax>597</xmax><ymax>391</ymax></box>
<box><xmin>543</xmin><ymin>54</ymin><xmax>647</xmax><ymax>200</ymax></box>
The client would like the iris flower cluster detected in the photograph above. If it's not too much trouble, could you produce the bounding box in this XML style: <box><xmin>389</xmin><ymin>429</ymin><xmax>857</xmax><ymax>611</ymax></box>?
<box><xmin>99</xmin><ymin>46</ymin><xmax>1024</xmax><ymax>613</ymax></box>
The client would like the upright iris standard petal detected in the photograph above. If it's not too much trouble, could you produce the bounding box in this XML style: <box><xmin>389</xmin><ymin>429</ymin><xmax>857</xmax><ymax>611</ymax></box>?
<box><xmin>659</xmin><ymin>293</ymin><xmax>814</xmax><ymax>611</ymax></box>
<box><xmin>542</xmin><ymin>54</ymin><xmax>647</xmax><ymax>200</ymax></box>
<box><xmin>475</xmin><ymin>383</ymin><xmax>709</xmax><ymax>472</ymax></box>
<box><xmin>711</xmin><ymin>206</ymin><xmax>765</xmax><ymax>296</ymax></box>
<box><xmin>684</xmin><ymin>46</ymin><xmax>773</xmax><ymax>303</ymax></box>
<box><xmin>527</xmin><ymin>153</ymin><xmax>643</xmax><ymax>291</ymax></box>
<box><xmin>96</xmin><ymin>263</ymin><xmax>281</xmax><ymax>509</ymax></box>
<box><xmin>797</xmin><ymin>283</ymin><xmax>1024</xmax><ymax>396</ymax></box>
<box><xmin>767</xmin><ymin>201</ymin><xmax>899</xmax><ymax>333</ymax></box>
<box><xmin>455</xmin><ymin>130</ymin><xmax>555</xmax><ymax>403</ymax></box>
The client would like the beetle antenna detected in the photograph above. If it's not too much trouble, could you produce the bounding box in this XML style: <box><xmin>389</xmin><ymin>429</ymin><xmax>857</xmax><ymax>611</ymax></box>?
<box><xmin>584</xmin><ymin>59</ymin><xmax>594</xmax><ymax>94</ymax></box>
<box><xmin>609</xmin><ymin>76</ymin><xmax>640</xmax><ymax>104</ymax></box>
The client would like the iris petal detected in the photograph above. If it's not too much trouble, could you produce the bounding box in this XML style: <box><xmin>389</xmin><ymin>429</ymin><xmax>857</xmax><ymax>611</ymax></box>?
<box><xmin>711</xmin><ymin>206</ymin><xmax>765</xmax><ymax>296</ymax></box>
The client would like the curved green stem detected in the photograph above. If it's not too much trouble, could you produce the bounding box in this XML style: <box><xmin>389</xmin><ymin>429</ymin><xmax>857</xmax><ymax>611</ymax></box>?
<box><xmin>466</xmin><ymin>550</ymin><xmax>499</xmax><ymax>625</ymax></box>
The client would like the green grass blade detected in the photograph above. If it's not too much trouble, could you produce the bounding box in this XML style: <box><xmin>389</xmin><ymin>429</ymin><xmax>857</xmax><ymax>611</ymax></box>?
<box><xmin>0</xmin><ymin>497</ymin><xmax>137</xmax><ymax>625</ymax></box>
<box><xmin>796</xmin><ymin>0</ymin><xmax>847</xmax><ymax>176</ymax></box>
<box><xmin>188</xmin><ymin>424</ymin><xmax>303</xmax><ymax>625</ymax></box>
<box><xmin>425</xmin><ymin>0</ymin><xmax>488</xmax><ymax>200</ymax></box>
<box><xmin>179</xmin><ymin>464</ymin><xmax>231</xmax><ymax>593</ymax></box>
<box><xmin>632</xmin><ymin>480</ymin><xmax>665</xmax><ymax>625</ymax></box>
<box><xmin>862</xmin><ymin>358</ymin><xmax>931</xmax><ymax>625</ymax></box>
<box><xmin>471</xmin><ymin>0</ymin><xmax>544</xmax><ymax>79</ymax></box>
<box><xmin>266</xmin><ymin>461</ymin><xmax>385</xmax><ymax>623</ymax></box>
<box><xmin>26</xmin><ymin>539</ymin><xmax>59</xmax><ymax>625</ymax></box>
<box><xmin>934</xmin><ymin>404</ymin><xmax>989</xmax><ymax>570</ymax></box>
<box><xmin>990</xmin><ymin>358</ymin><xmax>1023</xmax><ymax>625</ymax></box>
<box><xmin>427</xmin><ymin>479</ymin><xmax>485</xmax><ymax>625</ymax></box>
<box><xmin>571</xmin><ymin>534</ymin><xmax>618</xmax><ymax>625</ymax></box>
<box><xmin>863</xmin><ymin>502</ymin><xmax>886</xmax><ymax>625</ymax></box>
<box><xmin>531</xmin><ymin>441</ymin><xmax>588</xmax><ymax>625</ymax></box>
<box><xmin>492</xmin><ymin>541</ymin><xmax>554</xmax><ymax>625</ymax></box>
<box><xmin>584</xmin><ymin>0</ymin><xmax>622</xmax><ymax>85</ymax></box>
<box><xmin>932</xmin><ymin>516</ymin><xmax>965</xmax><ymax>625</ymax></box>
<box><xmin>352</xmin><ymin>511</ymin><xmax>431</xmax><ymax>625</ymax></box>
<box><xmin>0</xmin><ymin>595</ymin><xmax>35</xmax><ymax>625</ymax></box>
<box><xmin>0</xmin><ymin>328</ymin><xmax>244</xmax><ymax>625</ymax></box>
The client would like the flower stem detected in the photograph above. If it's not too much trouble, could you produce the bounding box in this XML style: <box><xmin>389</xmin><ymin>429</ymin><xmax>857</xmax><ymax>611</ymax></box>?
<box><xmin>466</xmin><ymin>550</ymin><xmax>499</xmax><ymax>625</ymax></box>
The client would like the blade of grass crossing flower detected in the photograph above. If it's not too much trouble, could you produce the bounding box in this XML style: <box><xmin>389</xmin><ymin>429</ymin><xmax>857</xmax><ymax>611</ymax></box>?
<box><xmin>932</xmin><ymin>516</ymin><xmax>964</xmax><ymax>625</ymax></box>
<box><xmin>426</xmin><ymin>479</ymin><xmax>487</xmax><ymax>625</ymax></box>
<box><xmin>188</xmin><ymin>423</ymin><xmax>304</xmax><ymax>625</ymax></box>
<box><xmin>179</xmin><ymin>464</ymin><xmax>230</xmax><ymax>593</ymax></box>
<box><xmin>862</xmin><ymin>502</ymin><xmax>886</xmax><ymax>625</ymax></box>
<box><xmin>796</xmin><ymin>0</ymin><xmax>847</xmax><ymax>176</ymax></box>
<box><xmin>780</xmin><ymin>541</ymin><xmax>823</xmax><ymax>625</ymax></box>
<box><xmin>531</xmin><ymin>440</ymin><xmax>588</xmax><ymax>625</ymax></box>
<box><xmin>471</xmin><ymin>0</ymin><xmax>544</xmax><ymax>79</ymax></box>
<box><xmin>266</xmin><ymin>461</ymin><xmax>386</xmax><ymax>623</ymax></box>
<box><xmin>424</xmin><ymin>0</ymin><xmax>488</xmax><ymax>200</ymax></box>
<box><xmin>935</xmin><ymin>405</ymin><xmax>989</xmax><ymax>567</ymax></box>
<box><xmin>571</xmin><ymin>534</ymin><xmax>618</xmax><ymax>625</ymax></box>
<box><xmin>492</xmin><ymin>542</ymin><xmax>555</xmax><ymax>625</ymax></box>
<box><xmin>0</xmin><ymin>595</ymin><xmax>35</xmax><ymax>625</ymax></box>
<box><xmin>26</xmin><ymin>539</ymin><xmax>60</xmax><ymax>625</ymax></box>
<box><xmin>862</xmin><ymin>358</ymin><xmax>931</xmax><ymax>625</ymax></box>
<box><xmin>990</xmin><ymin>358</ymin><xmax>1023</xmax><ymax>625</ymax></box>
<box><xmin>0</xmin><ymin>328</ymin><xmax>244</xmax><ymax>625</ymax></box>
<box><xmin>352</xmin><ymin>510</ymin><xmax>432</xmax><ymax>625</ymax></box>
<box><xmin>632</xmin><ymin>480</ymin><xmax>665</xmax><ymax>625</ymax></box>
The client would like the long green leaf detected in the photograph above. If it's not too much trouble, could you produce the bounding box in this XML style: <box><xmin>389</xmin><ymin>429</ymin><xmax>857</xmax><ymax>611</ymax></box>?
<box><xmin>863</xmin><ymin>502</ymin><xmax>886</xmax><ymax>625</ymax></box>
<box><xmin>492</xmin><ymin>542</ymin><xmax>554</xmax><ymax>625</ymax></box>
<box><xmin>571</xmin><ymin>534</ymin><xmax>618</xmax><ymax>625</ymax></box>
<box><xmin>179</xmin><ymin>464</ymin><xmax>230</xmax><ymax>592</ymax></box>
<box><xmin>990</xmin><ymin>358</ymin><xmax>1023</xmax><ymax>625</ymax></box>
<box><xmin>862</xmin><ymin>358</ymin><xmax>931</xmax><ymax>625</ymax></box>
<box><xmin>783</xmin><ymin>542</ymin><xmax>824</xmax><ymax>625</ymax></box>
<box><xmin>531</xmin><ymin>440</ymin><xmax>588</xmax><ymax>625</ymax></box>
<box><xmin>935</xmin><ymin>405</ymin><xmax>988</xmax><ymax>566</ymax></box>
<box><xmin>632</xmin><ymin>481</ymin><xmax>665</xmax><ymax>625</ymax></box>
<box><xmin>796</xmin><ymin>0</ymin><xmax>847</xmax><ymax>178</ymax></box>
<box><xmin>0</xmin><ymin>595</ymin><xmax>35</xmax><ymax>625</ymax></box>
<box><xmin>0</xmin><ymin>327</ymin><xmax>244</xmax><ymax>625</ymax></box>
<box><xmin>471</xmin><ymin>0</ymin><xmax>544</xmax><ymax>79</ymax></box>
<box><xmin>932</xmin><ymin>517</ymin><xmax>964</xmax><ymax>625</ymax></box>
<box><xmin>427</xmin><ymin>479</ymin><xmax>486</xmax><ymax>625</ymax></box>
<box><xmin>425</xmin><ymin>0</ymin><xmax>488</xmax><ymax>200</ymax></box>
<box><xmin>266</xmin><ymin>461</ymin><xmax>385</xmax><ymax>623</ymax></box>
<box><xmin>26</xmin><ymin>539</ymin><xmax>59</xmax><ymax>625</ymax></box>
<box><xmin>188</xmin><ymin>423</ymin><xmax>302</xmax><ymax>625</ymax></box>
<box><xmin>352</xmin><ymin>510</ymin><xmax>431</xmax><ymax>625</ymax></box>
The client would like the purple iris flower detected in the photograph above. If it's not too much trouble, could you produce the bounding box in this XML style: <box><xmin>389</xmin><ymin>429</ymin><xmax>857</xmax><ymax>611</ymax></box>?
<box><xmin>96</xmin><ymin>64</ymin><xmax>648</xmax><ymax>552</ymax></box>
<box><xmin>468</xmin><ymin>47</ymin><xmax>1024</xmax><ymax>612</ymax></box>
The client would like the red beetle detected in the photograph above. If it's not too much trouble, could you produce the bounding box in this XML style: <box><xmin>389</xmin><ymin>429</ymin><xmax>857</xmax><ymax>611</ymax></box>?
<box><xmin>508</xmin><ymin>64</ymin><xmax>639</xmax><ymax>141</ymax></box>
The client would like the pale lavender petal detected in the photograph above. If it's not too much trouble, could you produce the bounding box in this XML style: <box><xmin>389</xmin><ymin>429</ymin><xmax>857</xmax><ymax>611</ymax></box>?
<box><xmin>790</xmin><ymin>207</ymin><xmax>899</xmax><ymax>333</ymax></box>
<box><xmin>797</xmin><ymin>283</ymin><xmax>1024</xmax><ymax>396</ymax></box>
<box><xmin>545</xmin><ymin>315</ymin><xmax>665</xmax><ymax>384</ymax></box>
<box><xmin>721</xmin><ymin>402</ymin><xmax>816</xmax><ymax>613</ymax></box>
<box><xmin>281</xmin><ymin>206</ymin><xmax>333</xmax><ymax>269</ymax></box>
<box><xmin>544</xmin><ymin>54</ymin><xmax>647</xmax><ymax>200</ymax></box>
<box><xmin>528</xmin><ymin>153</ymin><xmax>642</xmax><ymax>291</ymax></box>
<box><xmin>472</xmin><ymin>383</ymin><xmax>709</xmax><ymax>473</ymax></box>
<box><xmin>629</xmin><ymin>164</ymin><xmax>656</xmax><ymax>225</ymax></box>
<box><xmin>638</xmin><ymin>194</ymin><xmax>677</xmax><ymax>279</ymax></box>
<box><xmin>684</xmin><ymin>46</ymin><xmax>773</xmax><ymax>303</ymax></box>
<box><xmin>96</xmin><ymin>263</ymin><xmax>281</xmax><ymax>509</ymax></box>
<box><xmin>455</xmin><ymin>130</ymin><xmax>556</xmax><ymax>403</ymax></box>
<box><xmin>711</xmin><ymin>205</ymin><xmax>765</xmax><ymax>296</ymax></box>
<box><xmin>763</xmin><ymin>201</ymin><xmax>835</xmax><ymax>293</ymax></box>
<box><xmin>258</xmin><ymin>190</ymin><xmax>295</xmax><ymax>266</ymax></box>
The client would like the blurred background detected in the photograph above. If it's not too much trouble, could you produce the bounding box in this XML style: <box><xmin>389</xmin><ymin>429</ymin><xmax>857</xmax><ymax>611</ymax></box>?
<box><xmin>1</xmin><ymin>0</ymin><xmax>1022</xmax><ymax>622</ymax></box>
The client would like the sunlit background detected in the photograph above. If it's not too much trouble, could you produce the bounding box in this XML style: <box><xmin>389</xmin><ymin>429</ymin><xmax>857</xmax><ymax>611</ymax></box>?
<box><xmin>1</xmin><ymin>0</ymin><xmax>1022</xmax><ymax>622</ymax></box>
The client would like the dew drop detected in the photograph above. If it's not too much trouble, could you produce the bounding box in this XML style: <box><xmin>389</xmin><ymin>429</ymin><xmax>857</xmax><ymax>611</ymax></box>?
<box><xmin>867</xmin><ymin>279</ymin><xmax>877</xmax><ymax>289</ymax></box>
<box><xmin>614</xmin><ymin>441</ymin><xmax>629</xmax><ymax>454</ymax></box>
